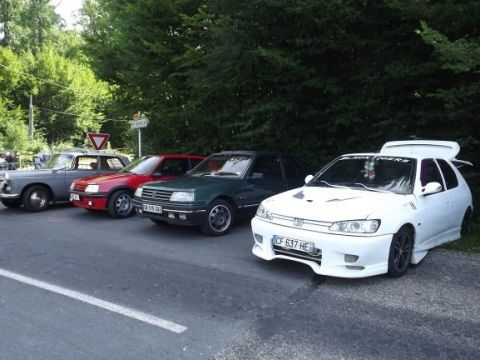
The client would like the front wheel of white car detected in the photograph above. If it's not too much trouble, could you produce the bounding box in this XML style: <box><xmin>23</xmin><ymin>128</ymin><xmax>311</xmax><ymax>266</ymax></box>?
<box><xmin>388</xmin><ymin>226</ymin><xmax>414</xmax><ymax>277</ymax></box>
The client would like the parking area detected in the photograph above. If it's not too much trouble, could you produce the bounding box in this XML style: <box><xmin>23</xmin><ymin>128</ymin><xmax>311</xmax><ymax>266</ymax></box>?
<box><xmin>0</xmin><ymin>204</ymin><xmax>479</xmax><ymax>360</ymax></box>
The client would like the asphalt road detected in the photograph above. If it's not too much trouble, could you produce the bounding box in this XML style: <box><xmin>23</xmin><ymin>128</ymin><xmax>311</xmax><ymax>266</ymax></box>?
<box><xmin>0</xmin><ymin>203</ymin><xmax>479</xmax><ymax>360</ymax></box>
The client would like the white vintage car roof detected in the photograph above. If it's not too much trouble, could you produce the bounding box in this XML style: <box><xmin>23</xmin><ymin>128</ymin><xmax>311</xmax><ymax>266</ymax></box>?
<box><xmin>380</xmin><ymin>140</ymin><xmax>460</xmax><ymax>159</ymax></box>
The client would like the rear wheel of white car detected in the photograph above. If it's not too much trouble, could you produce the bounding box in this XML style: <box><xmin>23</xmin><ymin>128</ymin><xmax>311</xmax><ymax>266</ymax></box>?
<box><xmin>108</xmin><ymin>190</ymin><xmax>134</xmax><ymax>218</ymax></box>
<box><xmin>388</xmin><ymin>226</ymin><xmax>413</xmax><ymax>277</ymax></box>
<box><xmin>22</xmin><ymin>185</ymin><xmax>50</xmax><ymax>212</ymax></box>
<box><xmin>201</xmin><ymin>199</ymin><xmax>234</xmax><ymax>236</ymax></box>
<box><xmin>0</xmin><ymin>198</ymin><xmax>21</xmax><ymax>208</ymax></box>
<box><xmin>461</xmin><ymin>209</ymin><xmax>472</xmax><ymax>237</ymax></box>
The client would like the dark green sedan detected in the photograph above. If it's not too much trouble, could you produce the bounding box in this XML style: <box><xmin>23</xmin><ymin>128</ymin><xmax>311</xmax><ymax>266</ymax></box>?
<box><xmin>133</xmin><ymin>151</ymin><xmax>305</xmax><ymax>235</ymax></box>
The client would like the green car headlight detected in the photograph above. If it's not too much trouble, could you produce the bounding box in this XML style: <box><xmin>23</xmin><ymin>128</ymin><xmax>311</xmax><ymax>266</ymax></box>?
<box><xmin>170</xmin><ymin>191</ymin><xmax>194</xmax><ymax>202</ymax></box>
<box><xmin>134</xmin><ymin>186</ymin><xmax>143</xmax><ymax>198</ymax></box>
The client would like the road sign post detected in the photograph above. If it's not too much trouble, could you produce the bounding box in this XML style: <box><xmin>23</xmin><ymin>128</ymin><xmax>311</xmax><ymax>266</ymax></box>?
<box><xmin>129</xmin><ymin>112</ymin><xmax>149</xmax><ymax>158</ymax></box>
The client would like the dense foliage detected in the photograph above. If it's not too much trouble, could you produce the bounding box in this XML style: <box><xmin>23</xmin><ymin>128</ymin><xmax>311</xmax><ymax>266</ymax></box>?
<box><xmin>0</xmin><ymin>0</ymin><xmax>112</xmax><ymax>153</ymax></box>
<box><xmin>80</xmin><ymin>0</ymin><xmax>479</xmax><ymax>171</ymax></box>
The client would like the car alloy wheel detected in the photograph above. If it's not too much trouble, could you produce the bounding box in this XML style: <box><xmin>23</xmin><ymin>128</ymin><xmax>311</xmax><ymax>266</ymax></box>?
<box><xmin>23</xmin><ymin>185</ymin><xmax>50</xmax><ymax>212</ymax></box>
<box><xmin>108</xmin><ymin>190</ymin><xmax>134</xmax><ymax>218</ymax></box>
<box><xmin>388</xmin><ymin>226</ymin><xmax>413</xmax><ymax>277</ymax></box>
<box><xmin>202</xmin><ymin>199</ymin><xmax>234</xmax><ymax>236</ymax></box>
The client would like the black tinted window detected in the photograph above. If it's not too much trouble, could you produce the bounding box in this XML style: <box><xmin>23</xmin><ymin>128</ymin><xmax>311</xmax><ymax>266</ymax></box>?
<box><xmin>158</xmin><ymin>158</ymin><xmax>189</xmax><ymax>176</ymax></box>
<box><xmin>190</xmin><ymin>158</ymin><xmax>203</xmax><ymax>169</ymax></box>
<box><xmin>251</xmin><ymin>156</ymin><xmax>282</xmax><ymax>179</ymax></box>
<box><xmin>282</xmin><ymin>157</ymin><xmax>304</xmax><ymax>179</ymax></box>
<box><xmin>437</xmin><ymin>159</ymin><xmax>458</xmax><ymax>189</ymax></box>
<box><xmin>420</xmin><ymin>159</ymin><xmax>444</xmax><ymax>190</ymax></box>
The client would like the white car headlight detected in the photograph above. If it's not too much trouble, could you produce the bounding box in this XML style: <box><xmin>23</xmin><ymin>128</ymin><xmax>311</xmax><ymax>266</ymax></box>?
<box><xmin>170</xmin><ymin>191</ymin><xmax>194</xmax><ymax>202</ymax></box>
<box><xmin>69</xmin><ymin>182</ymin><xmax>76</xmax><ymax>191</ymax></box>
<box><xmin>329</xmin><ymin>220</ymin><xmax>380</xmax><ymax>233</ymax></box>
<box><xmin>85</xmin><ymin>184</ymin><xmax>100</xmax><ymax>193</ymax></box>
<box><xmin>134</xmin><ymin>186</ymin><xmax>143</xmax><ymax>198</ymax></box>
<box><xmin>256</xmin><ymin>204</ymin><xmax>273</xmax><ymax>220</ymax></box>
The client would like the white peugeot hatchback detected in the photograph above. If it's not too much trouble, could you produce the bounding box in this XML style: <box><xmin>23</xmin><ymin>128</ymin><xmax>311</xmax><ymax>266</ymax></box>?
<box><xmin>251</xmin><ymin>141</ymin><xmax>473</xmax><ymax>278</ymax></box>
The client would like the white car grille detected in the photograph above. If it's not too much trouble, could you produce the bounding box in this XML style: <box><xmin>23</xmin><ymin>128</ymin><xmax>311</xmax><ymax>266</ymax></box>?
<box><xmin>270</xmin><ymin>213</ymin><xmax>332</xmax><ymax>232</ymax></box>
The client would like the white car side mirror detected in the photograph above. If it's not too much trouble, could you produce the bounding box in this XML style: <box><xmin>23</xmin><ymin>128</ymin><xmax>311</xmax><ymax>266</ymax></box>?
<box><xmin>421</xmin><ymin>182</ymin><xmax>442</xmax><ymax>196</ymax></box>
<box><xmin>304</xmin><ymin>174</ymin><xmax>314</xmax><ymax>184</ymax></box>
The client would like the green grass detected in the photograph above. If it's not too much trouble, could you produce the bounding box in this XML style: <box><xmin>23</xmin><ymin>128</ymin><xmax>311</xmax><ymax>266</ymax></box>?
<box><xmin>443</xmin><ymin>219</ymin><xmax>480</xmax><ymax>253</ymax></box>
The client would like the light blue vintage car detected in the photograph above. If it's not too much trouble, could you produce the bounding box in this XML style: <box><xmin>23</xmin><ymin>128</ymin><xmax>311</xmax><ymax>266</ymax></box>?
<box><xmin>0</xmin><ymin>150</ymin><xmax>129</xmax><ymax>212</ymax></box>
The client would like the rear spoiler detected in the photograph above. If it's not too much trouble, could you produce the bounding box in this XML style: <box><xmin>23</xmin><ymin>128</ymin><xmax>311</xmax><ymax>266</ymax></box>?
<box><xmin>452</xmin><ymin>159</ymin><xmax>473</xmax><ymax>169</ymax></box>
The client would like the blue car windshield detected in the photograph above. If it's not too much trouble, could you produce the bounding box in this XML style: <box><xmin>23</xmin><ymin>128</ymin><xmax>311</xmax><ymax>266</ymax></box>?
<box><xmin>308</xmin><ymin>155</ymin><xmax>416</xmax><ymax>195</ymax></box>
<box><xmin>44</xmin><ymin>154</ymin><xmax>74</xmax><ymax>169</ymax></box>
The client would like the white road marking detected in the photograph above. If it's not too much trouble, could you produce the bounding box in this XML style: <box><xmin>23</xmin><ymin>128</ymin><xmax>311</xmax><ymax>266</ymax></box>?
<box><xmin>0</xmin><ymin>267</ymin><xmax>187</xmax><ymax>334</ymax></box>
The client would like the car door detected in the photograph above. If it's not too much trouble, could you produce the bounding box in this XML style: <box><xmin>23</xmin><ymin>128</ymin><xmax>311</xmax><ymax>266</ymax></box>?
<box><xmin>436</xmin><ymin>159</ymin><xmax>465</xmax><ymax>236</ymax></box>
<box><xmin>243</xmin><ymin>155</ymin><xmax>287</xmax><ymax>206</ymax></box>
<box><xmin>414</xmin><ymin>158</ymin><xmax>452</xmax><ymax>249</ymax></box>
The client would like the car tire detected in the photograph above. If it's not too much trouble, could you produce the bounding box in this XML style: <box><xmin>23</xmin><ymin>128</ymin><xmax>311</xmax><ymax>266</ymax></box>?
<box><xmin>0</xmin><ymin>198</ymin><xmax>21</xmax><ymax>208</ymax></box>
<box><xmin>150</xmin><ymin>218</ymin><xmax>167</xmax><ymax>226</ymax></box>
<box><xmin>108</xmin><ymin>190</ymin><xmax>134</xmax><ymax>218</ymax></box>
<box><xmin>461</xmin><ymin>209</ymin><xmax>472</xmax><ymax>237</ymax></box>
<box><xmin>201</xmin><ymin>199</ymin><xmax>235</xmax><ymax>236</ymax></box>
<box><xmin>22</xmin><ymin>185</ymin><xmax>50</xmax><ymax>212</ymax></box>
<box><xmin>387</xmin><ymin>226</ymin><xmax>414</xmax><ymax>277</ymax></box>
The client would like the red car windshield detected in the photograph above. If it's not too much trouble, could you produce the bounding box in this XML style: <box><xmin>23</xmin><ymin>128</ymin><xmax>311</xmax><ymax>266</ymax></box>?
<box><xmin>121</xmin><ymin>156</ymin><xmax>160</xmax><ymax>175</ymax></box>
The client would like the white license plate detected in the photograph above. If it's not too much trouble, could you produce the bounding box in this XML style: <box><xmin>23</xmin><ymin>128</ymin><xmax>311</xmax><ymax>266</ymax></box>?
<box><xmin>143</xmin><ymin>204</ymin><xmax>163</xmax><ymax>214</ymax></box>
<box><xmin>273</xmin><ymin>236</ymin><xmax>313</xmax><ymax>253</ymax></box>
<box><xmin>70</xmin><ymin>193</ymin><xmax>80</xmax><ymax>201</ymax></box>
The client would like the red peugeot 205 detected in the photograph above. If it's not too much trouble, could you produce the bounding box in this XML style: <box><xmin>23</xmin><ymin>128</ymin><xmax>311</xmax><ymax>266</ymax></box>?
<box><xmin>69</xmin><ymin>154</ymin><xmax>205</xmax><ymax>218</ymax></box>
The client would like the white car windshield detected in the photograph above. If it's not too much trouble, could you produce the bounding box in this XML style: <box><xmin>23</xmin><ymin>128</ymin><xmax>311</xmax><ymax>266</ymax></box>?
<box><xmin>44</xmin><ymin>154</ymin><xmax>74</xmax><ymax>170</ymax></box>
<box><xmin>190</xmin><ymin>154</ymin><xmax>252</xmax><ymax>178</ymax></box>
<box><xmin>309</xmin><ymin>155</ymin><xmax>416</xmax><ymax>195</ymax></box>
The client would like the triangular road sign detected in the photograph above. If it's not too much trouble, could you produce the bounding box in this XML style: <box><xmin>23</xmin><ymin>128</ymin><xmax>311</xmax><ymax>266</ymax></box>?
<box><xmin>88</xmin><ymin>132</ymin><xmax>110</xmax><ymax>150</ymax></box>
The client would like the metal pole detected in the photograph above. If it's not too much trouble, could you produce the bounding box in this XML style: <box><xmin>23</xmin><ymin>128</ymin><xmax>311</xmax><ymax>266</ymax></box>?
<box><xmin>138</xmin><ymin>128</ymin><xmax>142</xmax><ymax>157</ymax></box>
<box><xmin>28</xmin><ymin>94</ymin><xmax>34</xmax><ymax>138</ymax></box>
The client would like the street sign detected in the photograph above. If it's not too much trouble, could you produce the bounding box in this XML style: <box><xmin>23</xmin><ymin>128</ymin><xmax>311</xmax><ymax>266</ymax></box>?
<box><xmin>131</xmin><ymin>112</ymin><xmax>149</xmax><ymax>157</ymax></box>
<box><xmin>88</xmin><ymin>132</ymin><xmax>110</xmax><ymax>150</ymax></box>
<box><xmin>129</xmin><ymin>118</ymin><xmax>149</xmax><ymax>129</ymax></box>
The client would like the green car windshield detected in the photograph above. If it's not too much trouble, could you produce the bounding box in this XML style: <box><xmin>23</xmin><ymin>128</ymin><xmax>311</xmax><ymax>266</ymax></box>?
<box><xmin>308</xmin><ymin>155</ymin><xmax>416</xmax><ymax>195</ymax></box>
<box><xmin>44</xmin><ymin>154</ymin><xmax>74</xmax><ymax>170</ymax></box>
<box><xmin>190</xmin><ymin>154</ymin><xmax>253</xmax><ymax>178</ymax></box>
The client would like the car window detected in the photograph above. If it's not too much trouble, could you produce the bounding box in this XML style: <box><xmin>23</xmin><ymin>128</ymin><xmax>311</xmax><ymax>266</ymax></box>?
<box><xmin>102</xmin><ymin>157</ymin><xmax>124</xmax><ymax>170</ymax></box>
<box><xmin>282</xmin><ymin>156</ymin><xmax>304</xmax><ymax>179</ymax></box>
<box><xmin>156</xmin><ymin>158</ymin><xmax>189</xmax><ymax>176</ymax></box>
<box><xmin>420</xmin><ymin>159</ymin><xmax>444</xmax><ymax>190</ymax></box>
<box><xmin>189</xmin><ymin>158</ymin><xmax>203</xmax><ymax>169</ymax></box>
<box><xmin>437</xmin><ymin>159</ymin><xmax>459</xmax><ymax>189</ymax></box>
<box><xmin>190</xmin><ymin>154</ymin><xmax>253</xmax><ymax>177</ymax></box>
<box><xmin>251</xmin><ymin>156</ymin><xmax>282</xmax><ymax>179</ymax></box>
<box><xmin>310</xmin><ymin>155</ymin><xmax>416</xmax><ymax>194</ymax></box>
<box><xmin>75</xmin><ymin>156</ymin><xmax>99</xmax><ymax>170</ymax></box>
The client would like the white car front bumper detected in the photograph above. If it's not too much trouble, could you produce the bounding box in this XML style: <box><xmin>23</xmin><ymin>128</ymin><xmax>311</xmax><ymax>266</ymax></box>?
<box><xmin>251</xmin><ymin>217</ymin><xmax>393</xmax><ymax>278</ymax></box>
